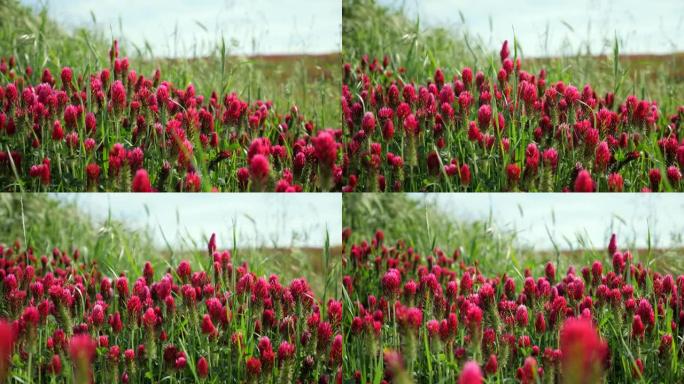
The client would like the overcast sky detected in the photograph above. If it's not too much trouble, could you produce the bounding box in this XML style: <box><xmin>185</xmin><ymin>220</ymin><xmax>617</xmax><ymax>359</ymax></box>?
<box><xmin>50</xmin><ymin>193</ymin><xmax>684</xmax><ymax>252</ymax></box>
<box><xmin>409</xmin><ymin>193</ymin><xmax>684</xmax><ymax>251</ymax></box>
<box><xmin>378</xmin><ymin>0</ymin><xmax>682</xmax><ymax>57</ymax></box>
<box><xmin>22</xmin><ymin>0</ymin><xmax>341</xmax><ymax>57</ymax></box>
<box><xmin>53</xmin><ymin>193</ymin><xmax>342</xmax><ymax>249</ymax></box>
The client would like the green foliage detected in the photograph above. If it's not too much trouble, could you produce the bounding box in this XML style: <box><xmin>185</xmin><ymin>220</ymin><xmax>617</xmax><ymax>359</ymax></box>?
<box><xmin>343</xmin><ymin>193</ymin><xmax>684</xmax><ymax>277</ymax></box>
<box><xmin>0</xmin><ymin>193</ymin><xmax>155</xmax><ymax>275</ymax></box>
<box><xmin>342</xmin><ymin>0</ymin><xmax>683</xmax><ymax>103</ymax></box>
<box><xmin>1</xmin><ymin>0</ymin><xmax>339</xmax><ymax>127</ymax></box>
<box><xmin>343</xmin><ymin>0</ymin><xmax>482</xmax><ymax>82</ymax></box>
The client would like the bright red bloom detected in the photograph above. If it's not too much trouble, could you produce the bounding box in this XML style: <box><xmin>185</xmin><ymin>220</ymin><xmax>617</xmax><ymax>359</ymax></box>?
<box><xmin>52</xmin><ymin>120</ymin><xmax>64</xmax><ymax>141</ymax></box>
<box><xmin>515</xmin><ymin>305</ymin><xmax>529</xmax><ymax>327</ymax></box>
<box><xmin>542</xmin><ymin>148</ymin><xmax>558</xmax><ymax>170</ymax></box>
<box><xmin>460</xmin><ymin>164</ymin><xmax>471</xmax><ymax>186</ymax></box>
<box><xmin>197</xmin><ymin>356</ymin><xmax>209</xmax><ymax>377</ymax></box>
<box><xmin>50</xmin><ymin>354</ymin><xmax>62</xmax><ymax>375</ymax></box>
<box><xmin>69</xmin><ymin>334</ymin><xmax>96</xmax><ymax>384</ymax></box>
<box><xmin>559</xmin><ymin>317</ymin><xmax>607</xmax><ymax>383</ymax></box>
<box><xmin>312</xmin><ymin>130</ymin><xmax>338</xmax><ymax>169</ymax></box>
<box><xmin>61</xmin><ymin>67</ymin><xmax>73</xmax><ymax>86</ymax></box>
<box><xmin>132</xmin><ymin>169</ymin><xmax>152</xmax><ymax>192</ymax></box>
<box><xmin>0</xmin><ymin>320</ymin><xmax>14</xmax><ymax>381</ymax></box>
<box><xmin>111</xmin><ymin>80</ymin><xmax>126</xmax><ymax>110</ymax></box>
<box><xmin>667</xmin><ymin>166</ymin><xmax>681</xmax><ymax>185</ymax></box>
<box><xmin>607</xmin><ymin>173</ymin><xmax>623</xmax><ymax>192</ymax></box>
<box><xmin>69</xmin><ymin>334</ymin><xmax>96</xmax><ymax>363</ymax></box>
<box><xmin>403</xmin><ymin>114</ymin><xmax>418</xmax><ymax>136</ymax></box>
<box><xmin>183</xmin><ymin>171</ymin><xmax>202</xmax><ymax>192</ymax></box>
<box><xmin>246</xmin><ymin>356</ymin><xmax>261</xmax><ymax>377</ymax></box>
<box><xmin>277</xmin><ymin>341</ymin><xmax>295</xmax><ymax>364</ymax></box>
<box><xmin>459</xmin><ymin>361</ymin><xmax>483</xmax><ymax>384</ymax></box>
<box><xmin>249</xmin><ymin>154</ymin><xmax>270</xmax><ymax>185</ymax></box>
<box><xmin>500</xmin><ymin>40</ymin><xmax>510</xmax><ymax>62</ymax></box>
<box><xmin>477</xmin><ymin>104</ymin><xmax>492</xmax><ymax>129</ymax></box>
<box><xmin>506</xmin><ymin>163</ymin><xmax>521</xmax><ymax>185</ymax></box>
<box><xmin>381</xmin><ymin>269</ymin><xmax>401</xmax><ymax>297</ymax></box>
<box><xmin>595</xmin><ymin>141</ymin><xmax>611</xmax><ymax>170</ymax></box>
<box><xmin>608</xmin><ymin>233</ymin><xmax>617</xmax><ymax>256</ymax></box>
<box><xmin>484</xmin><ymin>354</ymin><xmax>498</xmax><ymax>375</ymax></box>
<box><xmin>177</xmin><ymin>260</ymin><xmax>192</xmax><ymax>280</ymax></box>
<box><xmin>573</xmin><ymin>170</ymin><xmax>594</xmax><ymax>192</ymax></box>
<box><xmin>361</xmin><ymin>112</ymin><xmax>376</xmax><ymax>133</ymax></box>
<box><xmin>648</xmin><ymin>168</ymin><xmax>662</xmax><ymax>191</ymax></box>
<box><xmin>632</xmin><ymin>314</ymin><xmax>645</xmax><ymax>338</ymax></box>
<box><xmin>142</xmin><ymin>307</ymin><xmax>157</xmax><ymax>328</ymax></box>
<box><xmin>519</xmin><ymin>357</ymin><xmax>538</xmax><ymax>384</ymax></box>
<box><xmin>330</xmin><ymin>334</ymin><xmax>343</xmax><ymax>364</ymax></box>
<box><xmin>201</xmin><ymin>314</ymin><xmax>217</xmax><ymax>337</ymax></box>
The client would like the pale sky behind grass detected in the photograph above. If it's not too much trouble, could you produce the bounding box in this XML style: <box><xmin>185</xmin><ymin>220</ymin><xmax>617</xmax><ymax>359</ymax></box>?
<box><xmin>52</xmin><ymin>193</ymin><xmax>684</xmax><ymax>253</ymax></box>
<box><xmin>409</xmin><ymin>193</ymin><xmax>684</xmax><ymax>251</ymax></box>
<box><xmin>378</xmin><ymin>0</ymin><xmax>683</xmax><ymax>57</ymax></box>
<box><xmin>22</xmin><ymin>0</ymin><xmax>341</xmax><ymax>57</ymax></box>
<box><xmin>53</xmin><ymin>194</ymin><xmax>342</xmax><ymax>249</ymax></box>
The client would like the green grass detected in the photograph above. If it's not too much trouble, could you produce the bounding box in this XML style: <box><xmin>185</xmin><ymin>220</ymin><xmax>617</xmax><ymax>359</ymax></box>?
<box><xmin>0</xmin><ymin>193</ymin><xmax>155</xmax><ymax>276</ymax></box>
<box><xmin>0</xmin><ymin>0</ymin><xmax>340</xmax><ymax>127</ymax></box>
<box><xmin>342</xmin><ymin>0</ymin><xmax>683</xmax><ymax>106</ymax></box>
<box><xmin>0</xmin><ymin>193</ymin><xmax>338</xmax><ymax>297</ymax></box>
<box><xmin>341</xmin><ymin>0</ymin><xmax>683</xmax><ymax>192</ymax></box>
<box><xmin>342</xmin><ymin>193</ymin><xmax>684</xmax><ymax>276</ymax></box>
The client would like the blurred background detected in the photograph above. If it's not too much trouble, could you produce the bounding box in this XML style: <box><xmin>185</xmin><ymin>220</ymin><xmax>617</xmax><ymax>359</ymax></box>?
<box><xmin>0</xmin><ymin>193</ymin><xmax>342</xmax><ymax>298</ymax></box>
<box><xmin>376</xmin><ymin>0</ymin><xmax>681</xmax><ymax>57</ymax></box>
<box><xmin>21</xmin><ymin>0</ymin><xmax>341</xmax><ymax>57</ymax></box>
<box><xmin>3</xmin><ymin>0</ymin><xmax>341</xmax><ymax>127</ymax></box>
<box><xmin>343</xmin><ymin>0</ymin><xmax>683</xmax><ymax>107</ymax></box>
<box><xmin>55</xmin><ymin>193</ymin><xmax>341</xmax><ymax>249</ymax></box>
<box><xmin>344</xmin><ymin>193</ymin><xmax>684</xmax><ymax>276</ymax></box>
<box><xmin>419</xmin><ymin>193</ymin><xmax>684</xmax><ymax>250</ymax></box>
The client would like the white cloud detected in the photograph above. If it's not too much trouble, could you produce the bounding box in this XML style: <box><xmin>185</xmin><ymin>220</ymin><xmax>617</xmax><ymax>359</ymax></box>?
<box><xmin>22</xmin><ymin>0</ymin><xmax>341</xmax><ymax>56</ymax></box>
<box><xmin>409</xmin><ymin>193</ymin><xmax>684</xmax><ymax>251</ymax></box>
<box><xmin>378</xmin><ymin>0</ymin><xmax>682</xmax><ymax>56</ymax></box>
<box><xmin>52</xmin><ymin>193</ymin><xmax>342</xmax><ymax>249</ymax></box>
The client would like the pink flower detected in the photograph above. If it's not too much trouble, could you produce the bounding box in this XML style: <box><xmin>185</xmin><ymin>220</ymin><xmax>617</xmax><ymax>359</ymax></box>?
<box><xmin>142</xmin><ymin>307</ymin><xmax>157</xmax><ymax>328</ymax></box>
<box><xmin>515</xmin><ymin>305</ymin><xmax>529</xmax><ymax>327</ymax></box>
<box><xmin>249</xmin><ymin>154</ymin><xmax>270</xmax><ymax>186</ymax></box>
<box><xmin>0</xmin><ymin>320</ymin><xmax>14</xmax><ymax>381</ymax></box>
<box><xmin>111</xmin><ymin>80</ymin><xmax>126</xmax><ymax>110</ymax></box>
<box><xmin>459</xmin><ymin>361</ymin><xmax>483</xmax><ymax>384</ymax></box>
<box><xmin>132</xmin><ymin>169</ymin><xmax>152</xmax><ymax>192</ymax></box>
<box><xmin>506</xmin><ymin>163</ymin><xmax>521</xmax><ymax>185</ymax></box>
<box><xmin>52</xmin><ymin>120</ymin><xmax>64</xmax><ymax>141</ymax></box>
<box><xmin>607</xmin><ymin>173</ymin><xmax>623</xmax><ymax>192</ymax></box>
<box><xmin>197</xmin><ymin>356</ymin><xmax>209</xmax><ymax>377</ymax></box>
<box><xmin>312</xmin><ymin>130</ymin><xmax>338</xmax><ymax>169</ymax></box>
<box><xmin>559</xmin><ymin>317</ymin><xmax>607</xmax><ymax>383</ymax></box>
<box><xmin>574</xmin><ymin>170</ymin><xmax>594</xmax><ymax>192</ymax></box>
<box><xmin>69</xmin><ymin>334</ymin><xmax>96</xmax><ymax>384</ymax></box>
<box><xmin>632</xmin><ymin>314</ymin><xmax>645</xmax><ymax>338</ymax></box>
<box><xmin>246</xmin><ymin>356</ymin><xmax>261</xmax><ymax>377</ymax></box>
<box><xmin>484</xmin><ymin>354</ymin><xmax>498</xmax><ymax>375</ymax></box>
<box><xmin>477</xmin><ymin>104</ymin><xmax>492</xmax><ymax>129</ymax></box>
<box><xmin>381</xmin><ymin>269</ymin><xmax>401</xmax><ymax>298</ymax></box>
<box><xmin>277</xmin><ymin>341</ymin><xmax>296</xmax><ymax>364</ymax></box>
<box><xmin>61</xmin><ymin>67</ymin><xmax>73</xmax><ymax>86</ymax></box>
<box><xmin>361</xmin><ymin>112</ymin><xmax>376</xmax><ymax>133</ymax></box>
<box><xmin>500</xmin><ymin>40</ymin><xmax>510</xmax><ymax>62</ymax></box>
<box><xmin>201</xmin><ymin>314</ymin><xmax>217</xmax><ymax>337</ymax></box>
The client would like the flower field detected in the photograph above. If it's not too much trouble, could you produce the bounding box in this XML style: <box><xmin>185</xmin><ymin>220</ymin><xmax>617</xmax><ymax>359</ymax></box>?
<box><xmin>342</xmin><ymin>229</ymin><xmax>684</xmax><ymax>383</ymax></box>
<box><xmin>342</xmin><ymin>40</ymin><xmax>684</xmax><ymax>192</ymax></box>
<box><xmin>0</xmin><ymin>43</ymin><xmax>343</xmax><ymax>192</ymax></box>
<box><xmin>0</xmin><ymin>234</ymin><xmax>342</xmax><ymax>383</ymax></box>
